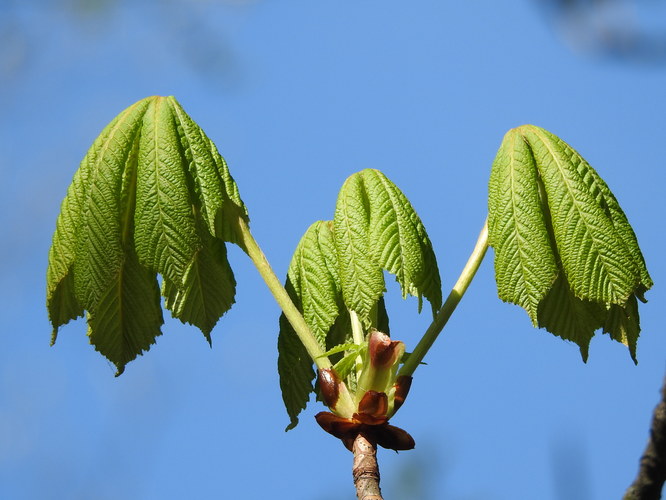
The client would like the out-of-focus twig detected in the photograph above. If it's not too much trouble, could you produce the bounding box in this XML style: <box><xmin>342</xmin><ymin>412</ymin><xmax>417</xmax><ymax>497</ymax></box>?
<box><xmin>535</xmin><ymin>0</ymin><xmax>666</xmax><ymax>64</ymax></box>
<box><xmin>624</xmin><ymin>373</ymin><xmax>666</xmax><ymax>500</ymax></box>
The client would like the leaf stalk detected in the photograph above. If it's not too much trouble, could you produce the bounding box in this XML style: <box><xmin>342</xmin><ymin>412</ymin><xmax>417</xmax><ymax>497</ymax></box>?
<box><xmin>236</xmin><ymin>217</ymin><xmax>332</xmax><ymax>369</ymax></box>
<box><xmin>350</xmin><ymin>310</ymin><xmax>366</xmax><ymax>378</ymax></box>
<box><xmin>398</xmin><ymin>218</ymin><xmax>489</xmax><ymax>377</ymax></box>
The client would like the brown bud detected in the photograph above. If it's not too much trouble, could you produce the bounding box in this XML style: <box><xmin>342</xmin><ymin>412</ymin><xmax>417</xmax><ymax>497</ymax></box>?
<box><xmin>315</xmin><ymin>412</ymin><xmax>356</xmax><ymax>439</ymax></box>
<box><xmin>374</xmin><ymin>424</ymin><xmax>416</xmax><ymax>451</ymax></box>
<box><xmin>392</xmin><ymin>375</ymin><xmax>413</xmax><ymax>413</ymax></box>
<box><xmin>368</xmin><ymin>330</ymin><xmax>403</xmax><ymax>369</ymax></box>
<box><xmin>317</xmin><ymin>368</ymin><xmax>341</xmax><ymax>409</ymax></box>
<box><xmin>353</xmin><ymin>412</ymin><xmax>388</xmax><ymax>426</ymax></box>
<box><xmin>314</xmin><ymin>412</ymin><xmax>416</xmax><ymax>452</ymax></box>
<box><xmin>315</xmin><ymin>412</ymin><xmax>362</xmax><ymax>451</ymax></box>
<box><xmin>357</xmin><ymin>390</ymin><xmax>388</xmax><ymax>419</ymax></box>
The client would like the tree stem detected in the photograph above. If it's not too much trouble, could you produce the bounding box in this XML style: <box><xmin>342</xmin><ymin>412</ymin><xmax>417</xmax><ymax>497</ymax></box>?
<box><xmin>399</xmin><ymin>218</ymin><xmax>489</xmax><ymax>377</ymax></box>
<box><xmin>353</xmin><ymin>433</ymin><xmax>383</xmax><ymax>500</ymax></box>
<box><xmin>624</xmin><ymin>373</ymin><xmax>666</xmax><ymax>500</ymax></box>
<box><xmin>236</xmin><ymin>217</ymin><xmax>331</xmax><ymax>369</ymax></box>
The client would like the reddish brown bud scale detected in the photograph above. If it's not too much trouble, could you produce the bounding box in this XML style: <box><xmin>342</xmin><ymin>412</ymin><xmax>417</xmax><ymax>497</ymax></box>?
<box><xmin>318</xmin><ymin>368</ymin><xmax>342</xmax><ymax>409</ymax></box>
<box><xmin>392</xmin><ymin>375</ymin><xmax>413</xmax><ymax>413</ymax></box>
<box><xmin>314</xmin><ymin>411</ymin><xmax>415</xmax><ymax>452</ymax></box>
<box><xmin>368</xmin><ymin>330</ymin><xmax>402</xmax><ymax>369</ymax></box>
<box><xmin>357</xmin><ymin>390</ymin><xmax>388</xmax><ymax>419</ymax></box>
<box><xmin>315</xmin><ymin>412</ymin><xmax>359</xmax><ymax>440</ymax></box>
<box><xmin>374</xmin><ymin>424</ymin><xmax>416</xmax><ymax>451</ymax></box>
<box><xmin>352</xmin><ymin>413</ymin><xmax>388</xmax><ymax>426</ymax></box>
<box><xmin>315</xmin><ymin>334</ymin><xmax>415</xmax><ymax>452</ymax></box>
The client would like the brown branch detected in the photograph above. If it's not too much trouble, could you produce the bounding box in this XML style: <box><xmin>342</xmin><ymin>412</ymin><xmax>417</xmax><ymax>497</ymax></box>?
<box><xmin>624</xmin><ymin>373</ymin><xmax>666</xmax><ymax>500</ymax></box>
<box><xmin>353</xmin><ymin>433</ymin><xmax>383</xmax><ymax>500</ymax></box>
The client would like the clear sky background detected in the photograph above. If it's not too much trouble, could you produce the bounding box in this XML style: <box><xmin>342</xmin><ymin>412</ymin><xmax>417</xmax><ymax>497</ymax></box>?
<box><xmin>1</xmin><ymin>1</ymin><xmax>665</xmax><ymax>499</ymax></box>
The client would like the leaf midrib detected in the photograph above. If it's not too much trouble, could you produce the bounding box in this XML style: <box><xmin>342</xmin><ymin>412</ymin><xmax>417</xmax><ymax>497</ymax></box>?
<box><xmin>372</xmin><ymin>170</ymin><xmax>410</xmax><ymax>288</ymax></box>
<box><xmin>527</xmin><ymin>127</ymin><xmax>625</xmax><ymax>301</ymax></box>
<box><xmin>508</xmin><ymin>133</ymin><xmax>543</xmax><ymax>317</ymax></box>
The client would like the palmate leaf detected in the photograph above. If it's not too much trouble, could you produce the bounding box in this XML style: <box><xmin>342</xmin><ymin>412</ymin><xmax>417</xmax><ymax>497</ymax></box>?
<box><xmin>47</xmin><ymin>96</ymin><xmax>247</xmax><ymax>374</ymax></box>
<box><xmin>488</xmin><ymin>129</ymin><xmax>559</xmax><ymax>322</ymax></box>
<box><xmin>334</xmin><ymin>169</ymin><xmax>442</xmax><ymax>325</ymax></box>
<box><xmin>163</xmin><ymin>224</ymin><xmax>237</xmax><ymax>344</ymax></box>
<box><xmin>278</xmin><ymin>221</ymin><xmax>341</xmax><ymax>430</ymax></box>
<box><xmin>488</xmin><ymin>125</ymin><xmax>652</xmax><ymax>361</ymax></box>
<box><xmin>278</xmin><ymin>169</ymin><xmax>441</xmax><ymax>428</ymax></box>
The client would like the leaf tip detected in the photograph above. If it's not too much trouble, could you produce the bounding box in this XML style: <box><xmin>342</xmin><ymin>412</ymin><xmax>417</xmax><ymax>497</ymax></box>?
<box><xmin>629</xmin><ymin>341</ymin><xmax>638</xmax><ymax>366</ymax></box>
<box><xmin>203</xmin><ymin>331</ymin><xmax>213</xmax><ymax>348</ymax></box>
<box><xmin>578</xmin><ymin>343</ymin><xmax>590</xmax><ymax>363</ymax></box>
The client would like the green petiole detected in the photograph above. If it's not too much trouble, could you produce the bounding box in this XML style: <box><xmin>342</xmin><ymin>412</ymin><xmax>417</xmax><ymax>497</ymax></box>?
<box><xmin>236</xmin><ymin>216</ymin><xmax>332</xmax><ymax>370</ymax></box>
<box><xmin>398</xmin><ymin>218</ymin><xmax>489</xmax><ymax>377</ymax></box>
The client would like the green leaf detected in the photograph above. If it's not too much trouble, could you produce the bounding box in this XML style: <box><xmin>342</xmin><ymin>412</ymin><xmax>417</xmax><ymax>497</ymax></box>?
<box><xmin>277</xmin><ymin>169</ymin><xmax>441</xmax><ymax>427</ymax></box>
<box><xmin>333</xmin><ymin>343</ymin><xmax>366</xmax><ymax>381</ymax></box>
<box><xmin>604</xmin><ymin>295</ymin><xmax>640</xmax><ymax>363</ymax></box>
<box><xmin>285</xmin><ymin>221</ymin><xmax>342</xmax><ymax>344</ymax></box>
<box><xmin>47</xmin><ymin>96</ymin><xmax>247</xmax><ymax>373</ymax></box>
<box><xmin>134</xmin><ymin>97</ymin><xmax>200</xmax><ymax>287</ymax></box>
<box><xmin>334</xmin><ymin>169</ymin><xmax>442</xmax><ymax>324</ymax></box>
<box><xmin>488</xmin><ymin>125</ymin><xmax>652</xmax><ymax>360</ymax></box>
<box><xmin>375</xmin><ymin>296</ymin><xmax>391</xmax><ymax>335</ymax></box>
<box><xmin>334</xmin><ymin>174</ymin><xmax>385</xmax><ymax>322</ymax></box>
<box><xmin>564</xmin><ymin>143</ymin><xmax>653</xmax><ymax>298</ymax></box>
<box><xmin>70</xmin><ymin>98</ymin><xmax>148</xmax><ymax>314</ymax></box>
<box><xmin>315</xmin><ymin>340</ymin><xmax>366</xmax><ymax>384</ymax></box>
<box><xmin>47</xmin><ymin>159</ymin><xmax>91</xmax><ymax>343</ymax></box>
<box><xmin>522</xmin><ymin>126</ymin><xmax>642</xmax><ymax>305</ymax></box>
<box><xmin>277</xmin><ymin>221</ymin><xmax>341</xmax><ymax>430</ymax></box>
<box><xmin>536</xmin><ymin>274</ymin><xmax>606</xmax><ymax>362</ymax></box>
<box><xmin>87</xmin><ymin>245</ymin><xmax>164</xmax><ymax>376</ymax></box>
<box><xmin>163</xmin><ymin>223</ymin><xmax>236</xmax><ymax>343</ymax></box>
<box><xmin>488</xmin><ymin>128</ymin><xmax>559</xmax><ymax>323</ymax></box>
<box><xmin>278</xmin><ymin>286</ymin><xmax>316</xmax><ymax>432</ymax></box>
<box><xmin>167</xmin><ymin>96</ymin><xmax>248</xmax><ymax>244</ymax></box>
<box><xmin>318</xmin><ymin>342</ymin><xmax>360</xmax><ymax>358</ymax></box>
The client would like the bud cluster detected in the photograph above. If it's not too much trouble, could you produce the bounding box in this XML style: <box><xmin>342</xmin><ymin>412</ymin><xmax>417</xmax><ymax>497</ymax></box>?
<box><xmin>314</xmin><ymin>330</ymin><xmax>415</xmax><ymax>451</ymax></box>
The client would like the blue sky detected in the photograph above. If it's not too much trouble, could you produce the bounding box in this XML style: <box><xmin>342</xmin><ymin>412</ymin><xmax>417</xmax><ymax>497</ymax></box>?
<box><xmin>1</xmin><ymin>1</ymin><xmax>665</xmax><ymax>499</ymax></box>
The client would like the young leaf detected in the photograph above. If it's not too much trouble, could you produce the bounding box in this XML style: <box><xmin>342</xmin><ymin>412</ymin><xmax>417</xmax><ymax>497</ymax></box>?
<box><xmin>278</xmin><ymin>305</ymin><xmax>316</xmax><ymax>431</ymax></box>
<box><xmin>278</xmin><ymin>169</ymin><xmax>441</xmax><ymax>427</ymax></box>
<box><xmin>334</xmin><ymin>169</ymin><xmax>442</xmax><ymax>325</ymax></box>
<box><xmin>488</xmin><ymin>129</ymin><xmax>559</xmax><ymax>322</ymax></box>
<box><xmin>536</xmin><ymin>274</ymin><xmax>606</xmax><ymax>361</ymax></box>
<box><xmin>334</xmin><ymin>174</ymin><xmax>385</xmax><ymax>323</ymax></box>
<box><xmin>488</xmin><ymin>125</ymin><xmax>652</xmax><ymax>360</ymax></box>
<box><xmin>318</xmin><ymin>342</ymin><xmax>361</xmax><ymax>358</ymax></box>
<box><xmin>333</xmin><ymin>344</ymin><xmax>367</xmax><ymax>381</ymax></box>
<box><xmin>47</xmin><ymin>96</ymin><xmax>247</xmax><ymax>374</ymax></box>
<box><xmin>277</xmin><ymin>221</ymin><xmax>341</xmax><ymax>430</ymax></box>
<box><xmin>87</xmin><ymin>245</ymin><xmax>164</xmax><ymax>375</ymax></box>
<box><xmin>522</xmin><ymin>126</ymin><xmax>643</xmax><ymax>305</ymax></box>
<box><xmin>285</xmin><ymin>220</ymin><xmax>342</xmax><ymax>345</ymax></box>
<box><xmin>168</xmin><ymin>97</ymin><xmax>247</xmax><ymax>244</ymax></box>
<box><xmin>134</xmin><ymin>97</ymin><xmax>199</xmax><ymax>288</ymax></box>
<box><xmin>163</xmin><ymin>225</ymin><xmax>237</xmax><ymax>343</ymax></box>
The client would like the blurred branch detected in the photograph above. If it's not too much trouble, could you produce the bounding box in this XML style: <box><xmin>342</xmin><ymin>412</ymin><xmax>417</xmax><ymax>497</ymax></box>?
<box><xmin>0</xmin><ymin>0</ymin><xmax>252</xmax><ymax>86</ymax></box>
<box><xmin>624</xmin><ymin>373</ymin><xmax>666</xmax><ymax>500</ymax></box>
<box><xmin>535</xmin><ymin>0</ymin><xmax>666</xmax><ymax>64</ymax></box>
